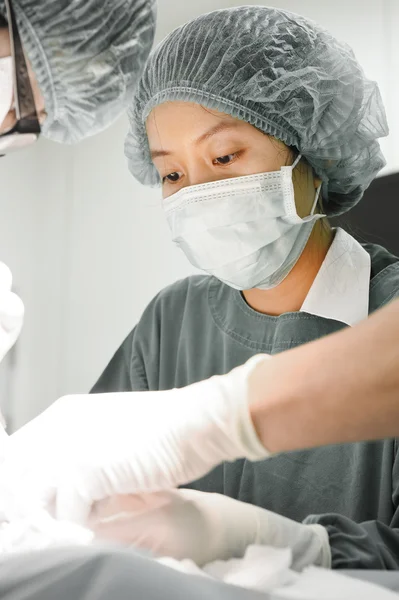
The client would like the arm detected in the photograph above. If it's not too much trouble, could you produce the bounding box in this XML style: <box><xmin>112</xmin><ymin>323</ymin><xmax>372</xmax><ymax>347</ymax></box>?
<box><xmin>305</xmin><ymin>513</ymin><xmax>399</xmax><ymax>569</ymax></box>
<box><xmin>304</xmin><ymin>441</ymin><xmax>399</xmax><ymax>569</ymax></box>
<box><xmin>249</xmin><ymin>298</ymin><xmax>399</xmax><ymax>452</ymax></box>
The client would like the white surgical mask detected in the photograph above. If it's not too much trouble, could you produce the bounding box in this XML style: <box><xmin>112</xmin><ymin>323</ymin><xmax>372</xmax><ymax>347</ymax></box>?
<box><xmin>163</xmin><ymin>155</ymin><xmax>324</xmax><ymax>290</ymax></box>
<box><xmin>0</xmin><ymin>56</ymin><xmax>13</xmax><ymax>130</ymax></box>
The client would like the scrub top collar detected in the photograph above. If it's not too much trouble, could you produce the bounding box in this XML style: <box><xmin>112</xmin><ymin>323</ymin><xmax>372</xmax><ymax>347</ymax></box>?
<box><xmin>300</xmin><ymin>227</ymin><xmax>371</xmax><ymax>326</ymax></box>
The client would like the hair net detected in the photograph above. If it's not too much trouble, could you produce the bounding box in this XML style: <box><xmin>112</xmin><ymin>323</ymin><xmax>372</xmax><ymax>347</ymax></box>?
<box><xmin>0</xmin><ymin>0</ymin><xmax>156</xmax><ymax>143</ymax></box>
<box><xmin>125</xmin><ymin>6</ymin><xmax>388</xmax><ymax>216</ymax></box>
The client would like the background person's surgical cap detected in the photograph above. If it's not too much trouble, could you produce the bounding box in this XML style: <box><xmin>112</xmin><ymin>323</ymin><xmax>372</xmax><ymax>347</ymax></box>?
<box><xmin>0</xmin><ymin>0</ymin><xmax>156</xmax><ymax>144</ymax></box>
<box><xmin>125</xmin><ymin>6</ymin><xmax>389</xmax><ymax>216</ymax></box>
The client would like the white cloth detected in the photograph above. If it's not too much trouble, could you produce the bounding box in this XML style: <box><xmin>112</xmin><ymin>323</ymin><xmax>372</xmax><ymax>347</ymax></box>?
<box><xmin>0</xmin><ymin>429</ymin><xmax>92</xmax><ymax>555</ymax></box>
<box><xmin>0</xmin><ymin>473</ymin><xmax>93</xmax><ymax>556</ymax></box>
<box><xmin>0</xmin><ymin>509</ymin><xmax>93</xmax><ymax>556</ymax></box>
<box><xmin>158</xmin><ymin>546</ymin><xmax>295</xmax><ymax>591</ymax></box>
<box><xmin>300</xmin><ymin>228</ymin><xmax>371</xmax><ymax>326</ymax></box>
<box><xmin>158</xmin><ymin>545</ymin><xmax>399</xmax><ymax>599</ymax></box>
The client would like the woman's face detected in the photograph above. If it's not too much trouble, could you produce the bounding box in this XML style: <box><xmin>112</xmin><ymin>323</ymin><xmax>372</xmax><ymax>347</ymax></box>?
<box><xmin>146</xmin><ymin>101</ymin><xmax>320</xmax><ymax>216</ymax></box>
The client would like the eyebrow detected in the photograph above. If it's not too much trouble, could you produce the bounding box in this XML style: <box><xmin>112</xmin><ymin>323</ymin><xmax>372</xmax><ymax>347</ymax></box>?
<box><xmin>150</xmin><ymin>120</ymin><xmax>240</xmax><ymax>160</ymax></box>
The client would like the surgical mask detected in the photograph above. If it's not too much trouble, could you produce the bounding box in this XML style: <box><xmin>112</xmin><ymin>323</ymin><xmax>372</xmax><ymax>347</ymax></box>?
<box><xmin>164</xmin><ymin>155</ymin><xmax>325</xmax><ymax>290</ymax></box>
<box><xmin>0</xmin><ymin>57</ymin><xmax>13</xmax><ymax>129</ymax></box>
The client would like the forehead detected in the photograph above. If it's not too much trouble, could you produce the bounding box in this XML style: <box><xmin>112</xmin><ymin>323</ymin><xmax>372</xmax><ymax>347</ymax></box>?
<box><xmin>146</xmin><ymin>101</ymin><xmax>259</xmax><ymax>148</ymax></box>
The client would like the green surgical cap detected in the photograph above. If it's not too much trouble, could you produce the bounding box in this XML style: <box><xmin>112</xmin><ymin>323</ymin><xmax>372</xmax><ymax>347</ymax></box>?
<box><xmin>0</xmin><ymin>0</ymin><xmax>156</xmax><ymax>143</ymax></box>
<box><xmin>125</xmin><ymin>6</ymin><xmax>389</xmax><ymax>216</ymax></box>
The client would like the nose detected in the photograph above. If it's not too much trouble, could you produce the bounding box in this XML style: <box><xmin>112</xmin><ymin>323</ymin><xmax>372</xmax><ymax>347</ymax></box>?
<box><xmin>184</xmin><ymin>158</ymin><xmax>222</xmax><ymax>188</ymax></box>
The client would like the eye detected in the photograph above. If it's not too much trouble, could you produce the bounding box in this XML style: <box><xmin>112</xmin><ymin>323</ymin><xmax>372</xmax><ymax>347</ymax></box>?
<box><xmin>213</xmin><ymin>153</ymin><xmax>237</xmax><ymax>166</ymax></box>
<box><xmin>162</xmin><ymin>171</ymin><xmax>182</xmax><ymax>184</ymax></box>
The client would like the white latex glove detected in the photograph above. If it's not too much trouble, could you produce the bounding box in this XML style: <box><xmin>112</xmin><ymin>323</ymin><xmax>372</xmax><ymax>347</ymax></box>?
<box><xmin>88</xmin><ymin>489</ymin><xmax>331</xmax><ymax>571</ymax></box>
<box><xmin>0</xmin><ymin>262</ymin><xmax>24</xmax><ymax>363</ymax></box>
<box><xmin>1</xmin><ymin>355</ymin><xmax>270</xmax><ymax>525</ymax></box>
<box><xmin>0</xmin><ymin>262</ymin><xmax>24</xmax><ymax>450</ymax></box>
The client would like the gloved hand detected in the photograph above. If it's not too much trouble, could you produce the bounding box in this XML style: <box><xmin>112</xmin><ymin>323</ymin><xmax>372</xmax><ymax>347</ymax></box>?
<box><xmin>1</xmin><ymin>355</ymin><xmax>270</xmax><ymax>525</ymax></box>
<box><xmin>0</xmin><ymin>262</ymin><xmax>24</xmax><ymax>447</ymax></box>
<box><xmin>0</xmin><ymin>262</ymin><xmax>24</xmax><ymax>364</ymax></box>
<box><xmin>88</xmin><ymin>489</ymin><xmax>331</xmax><ymax>571</ymax></box>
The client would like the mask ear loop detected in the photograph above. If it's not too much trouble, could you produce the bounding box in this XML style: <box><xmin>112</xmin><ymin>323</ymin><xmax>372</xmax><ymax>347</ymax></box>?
<box><xmin>310</xmin><ymin>183</ymin><xmax>323</xmax><ymax>216</ymax></box>
<box><xmin>291</xmin><ymin>153</ymin><xmax>302</xmax><ymax>170</ymax></box>
<box><xmin>291</xmin><ymin>154</ymin><xmax>324</xmax><ymax>218</ymax></box>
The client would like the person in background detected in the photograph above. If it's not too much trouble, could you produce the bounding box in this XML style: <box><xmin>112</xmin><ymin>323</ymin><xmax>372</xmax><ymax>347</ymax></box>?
<box><xmin>0</xmin><ymin>0</ymin><xmax>156</xmax><ymax>368</ymax></box>
<box><xmin>5</xmin><ymin>6</ymin><xmax>399</xmax><ymax>573</ymax></box>
<box><xmin>0</xmin><ymin>0</ymin><xmax>156</xmax><ymax>560</ymax></box>
<box><xmin>0</xmin><ymin>0</ymin><xmax>156</xmax><ymax>147</ymax></box>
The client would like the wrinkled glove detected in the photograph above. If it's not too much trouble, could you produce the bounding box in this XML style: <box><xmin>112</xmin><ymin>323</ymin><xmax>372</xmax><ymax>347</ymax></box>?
<box><xmin>1</xmin><ymin>355</ymin><xmax>270</xmax><ymax>525</ymax></box>
<box><xmin>0</xmin><ymin>262</ymin><xmax>24</xmax><ymax>364</ymax></box>
<box><xmin>89</xmin><ymin>489</ymin><xmax>331</xmax><ymax>571</ymax></box>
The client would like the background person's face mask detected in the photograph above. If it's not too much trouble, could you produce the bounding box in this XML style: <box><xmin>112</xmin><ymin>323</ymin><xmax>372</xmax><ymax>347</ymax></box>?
<box><xmin>163</xmin><ymin>155</ymin><xmax>324</xmax><ymax>290</ymax></box>
<box><xmin>0</xmin><ymin>57</ymin><xmax>13</xmax><ymax>129</ymax></box>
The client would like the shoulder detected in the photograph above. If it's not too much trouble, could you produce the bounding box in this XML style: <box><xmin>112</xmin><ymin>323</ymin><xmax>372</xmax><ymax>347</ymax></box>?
<box><xmin>365</xmin><ymin>243</ymin><xmax>399</xmax><ymax>311</ymax></box>
<box><xmin>154</xmin><ymin>274</ymin><xmax>212</xmax><ymax>304</ymax></box>
<box><xmin>143</xmin><ymin>274</ymin><xmax>211</xmax><ymax>316</ymax></box>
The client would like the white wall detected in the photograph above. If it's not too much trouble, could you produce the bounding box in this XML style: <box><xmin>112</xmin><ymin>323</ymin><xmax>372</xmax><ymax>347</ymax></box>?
<box><xmin>0</xmin><ymin>141</ymin><xmax>74</xmax><ymax>428</ymax></box>
<box><xmin>1</xmin><ymin>0</ymin><xmax>399</xmax><ymax>429</ymax></box>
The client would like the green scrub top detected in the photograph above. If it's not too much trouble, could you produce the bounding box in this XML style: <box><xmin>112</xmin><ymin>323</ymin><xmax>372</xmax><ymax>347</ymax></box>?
<box><xmin>92</xmin><ymin>240</ymin><xmax>399</xmax><ymax>570</ymax></box>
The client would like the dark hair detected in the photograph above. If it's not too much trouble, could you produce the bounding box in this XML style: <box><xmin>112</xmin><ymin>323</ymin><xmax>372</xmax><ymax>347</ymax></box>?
<box><xmin>0</xmin><ymin>14</ymin><xmax>8</xmax><ymax>28</ymax></box>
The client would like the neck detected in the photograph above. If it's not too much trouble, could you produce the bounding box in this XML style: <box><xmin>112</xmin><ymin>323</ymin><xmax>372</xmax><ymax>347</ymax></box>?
<box><xmin>242</xmin><ymin>221</ymin><xmax>334</xmax><ymax>316</ymax></box>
